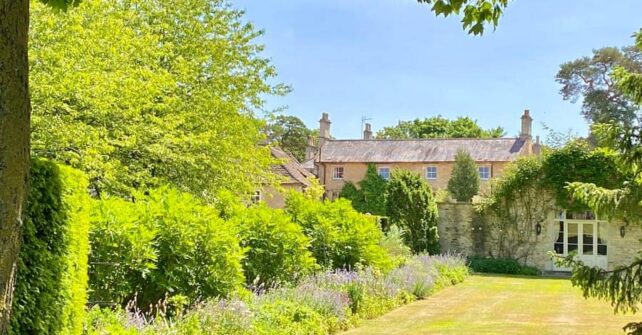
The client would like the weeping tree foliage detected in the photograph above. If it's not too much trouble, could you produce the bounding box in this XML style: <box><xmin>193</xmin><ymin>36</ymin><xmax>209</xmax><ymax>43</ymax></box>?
<box><xmin>447</xmin><ymin>149</ymin><xmax>480</xmax><ymax>202</ymax></box>
<box><xmin>29</xmin><ymin>0</ymin><xmax>286</xmax><ymax>198</ymax></box>
<box><xmin>385</xmin><ymin>169</ymin><xmax>439</xmax><ymax>254</ymax></box>
<box><xmin>562</xmin><ymin>31</ymin><xmax>642</xmax><ymax>335</ymax></box>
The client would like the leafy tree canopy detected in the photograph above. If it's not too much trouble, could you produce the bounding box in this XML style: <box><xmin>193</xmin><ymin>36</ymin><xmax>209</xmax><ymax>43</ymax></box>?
<box><xmin>30</xmin><ymin>0</ymin><xmax>287</xmax><ymax>198</ymax></box>
<box><xmin>417</xmin><ymin>0</ymin><xmax>509</xmax><ymax>35</ymax></box>
<box><xmin>556</xmin><ymin>45</ymin><xmax>642</xmax><ymax>125</ymax></box>
<box><xmin>266</xmin><ymin>115</ymin><xmax>314</xmax><ymax>162</ymax></box>
<box><xmin>376</xmin><ymin>116</ymin><xmax>504</xmax><ymax>139</ymax></box>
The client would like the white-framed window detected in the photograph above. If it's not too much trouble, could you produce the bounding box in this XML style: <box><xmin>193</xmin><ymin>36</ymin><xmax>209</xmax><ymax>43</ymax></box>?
<box><xmin>425</xmin><ymin>166</ymin><xmax>437</xmax><ymax>180</ymax></box>
<box><xmin>378</xmin><ymin>167</ymin><xmax>390</xmax><ymax>180</ymax></box>
<box><xmin>250</xmin><ymin>191</ymin><xmax>262</xmax><ymax>204</ymax></box>
<box><xmin>333</xmin><ymin>167</ymin><xmax>344</xmax><ymax>180</ymax></box>
<box><xmin>554</xmin><ymin>210</ymin><xmax>608</xmax><ymax>257</ymax></box>
<box><xmin>478</xmin><ymin>166</ymin><xmax>491</xmax><ymax>180</ymax></box>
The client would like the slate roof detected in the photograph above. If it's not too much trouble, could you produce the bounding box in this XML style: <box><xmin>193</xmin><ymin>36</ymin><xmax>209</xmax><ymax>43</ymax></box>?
<box><xmin>318</xmin><ymin>138</ymin><xmax>527</xmax><ymax>163</ymax></box>
<box><xmin>270</xmin><ymin>147</ymin><xmax>315</xmax><ymax>186</ymax></box>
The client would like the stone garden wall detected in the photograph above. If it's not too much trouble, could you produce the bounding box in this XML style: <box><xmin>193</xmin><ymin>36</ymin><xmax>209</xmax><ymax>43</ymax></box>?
<box><xmin>437</xmin><ymin>202</ymin><xmax>642</xmax><ymax>271</ymax></box>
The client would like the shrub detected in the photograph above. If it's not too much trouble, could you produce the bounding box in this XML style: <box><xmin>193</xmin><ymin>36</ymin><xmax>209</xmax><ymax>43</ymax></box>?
<box><xmin>89</xmin><ymin>187</ymin><xmax>245</xmax><ymax>308</ymax></box>
<box><xmin>385</xmin><ymin>169</ymin><xmax>439</xmax><ymax>254</ymax></box>
<box><xmin>447</xmin><ymin>149</ymin><xmax>480</xmax><ymax>202</ymax></box>
<box><xmin>232</xmin><ymin>203</ymin><xmax>317</xmax><ymax>287</ymax></box>
<box><xmin>286</xmin><ymin>192</ymin><xmax>393</xmax><ymax>272</ymax></box>
<box><xmin>10</xmin><ymin>159</ymin><xmax>91</xmax><ymax>335</ymax></box>
<box><xmin>379</xmin><ymin>225</ymin><xmax>412</xmax><ymax>267</ymax></box>
<box><xmin>339</xmin><ymin>164</ymin><xmax>387</xmax><ymax>216</ymax></box>
<box><xmin>467</xmin><ymin>257</ymin><xmax>540</xmax><ymax>276</ymax></box>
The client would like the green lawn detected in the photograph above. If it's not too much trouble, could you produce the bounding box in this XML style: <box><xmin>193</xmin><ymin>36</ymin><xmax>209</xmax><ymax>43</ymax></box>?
<box><xmin>344</xmin><ymin>274</ymin><xmax>638</xmax><ymax>335</ymax></box>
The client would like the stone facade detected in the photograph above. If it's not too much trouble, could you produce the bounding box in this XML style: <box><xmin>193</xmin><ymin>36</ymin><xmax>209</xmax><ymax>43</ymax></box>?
<box><xmin>437</xmin><ymin>202</ymin><xmax>642</xmax><ymax>272</ymax></box>
<box><xmin>309</xmin><ymin>110</ymin><xmax>540</xmax><ymax>200</ymax></box>
<box><xmin>321</xmin><ymin>161</ymin><xmax>508</xmax><ymax>199</ymax></box>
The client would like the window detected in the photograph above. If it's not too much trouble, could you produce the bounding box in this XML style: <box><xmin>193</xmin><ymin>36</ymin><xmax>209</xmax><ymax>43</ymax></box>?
<box><xmin>554</xmin><ymin>210</ymin><xmax>607</xmax><ymax>257</ymax></box>
<box><xmin>478</xmin><ymin>166</ymin><xmax>491</xmax><ymax>180</ymax></box>
<box><xmin>425</xmin><ymin>166</ymin><xmax>437</xmax><ymax>180</ymax></box>
<box><xmin>250</xmin><ymin>191</ymin><xmax>262</xmax><ymax>204</ymax></box>
<box><xmin>333</xmin><ymin>167</ymin><xmax>344</xmax><ymax>179</ymax></box>
<box><xmin>378</xmin><ymin>167</ymin><xmax>390</xmax><ymax>180</ymax></box>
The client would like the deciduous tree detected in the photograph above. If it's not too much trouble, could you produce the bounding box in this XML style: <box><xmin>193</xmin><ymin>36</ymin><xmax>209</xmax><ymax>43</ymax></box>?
<box><xmin>376</xmin><ymin>116</ymin><xmax>504</xmax><ymax>139</ymax></box>
<box><xmin>266</xmin><ymin>115</ymin><xmax>313</xmax><ymax>162</ymax></box>
<box><xmin>29</xmin><ymin>0</ymin><xmax>286</xmax><ymax>198</ymax></box>
<box><xmin>0</xmin><ymin>0</ymin><xmax>76</xmax><ymax>330</ymax></box>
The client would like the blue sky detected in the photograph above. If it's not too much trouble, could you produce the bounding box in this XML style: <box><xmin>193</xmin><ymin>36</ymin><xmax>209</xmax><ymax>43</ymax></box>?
<box><xmin>234</xmin><ymin>0</ymin><xmax>642</xmax><ymax>140</ymax></box>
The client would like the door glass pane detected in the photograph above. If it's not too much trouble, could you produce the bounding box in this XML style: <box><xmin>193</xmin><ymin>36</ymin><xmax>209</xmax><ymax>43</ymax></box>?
<box><xmin>554</xmin><ymin>221</ymin><xmax>564</xmax><ymax>254</ymax></box>
<box><xmin>568</xmin><ymin>223</ymin><xmax>578</xmax><ymax>253</ymax></box>
<box><xmin>597</xmin><ymin>222</ymin><xmax>608</xmax><ymax>255</ymax></box>
<box><xmin>582</xmin><ymin>223</ymin><xmax>594</xmax><ymax>255</ymax></box>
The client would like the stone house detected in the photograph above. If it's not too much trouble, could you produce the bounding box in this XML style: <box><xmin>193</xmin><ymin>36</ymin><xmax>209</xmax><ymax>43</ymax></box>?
<box><xmin>257</xmin><ymin>147</ymin><xmax>315</xmax><ymax>208</ymax></box>
<box><xmin>306</xmin><ymin>110</ymin><xmax>541</xmax><ymax>199</ymax></box>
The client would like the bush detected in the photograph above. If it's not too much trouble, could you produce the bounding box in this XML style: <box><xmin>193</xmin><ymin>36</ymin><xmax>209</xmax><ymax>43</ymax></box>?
<box><xmin>385</xmin><ymin>169</ymin><xmax>439</xmax><ymax>254</ymax></box>
<box><xmin>467</xmin><ymin>257</ymin><xmax>540</xmax><ymax>276</ymax></box>
<box><xmin>286</xmin><ymin>192</ymin><xmax>393</xmax><ymax>272</ymax></box>
<box><xmin>339</xmin><ymin>164</ymin><xmax>387</xmax><ymax>216</ymax></box>
<box><xmin>10</xmin><ymin>159</ymin><xmax>91</xmax><ymax>335</ymax></box>
<box><xmin>89</xmin><ymin>187</ymin><xmax>245</xmax><ymax>308</ymax></box>
<box><xmin>232</xmin><ymin>203</ymin><xmax>318</xmax><ymax>287</ymax></box>
<box><xmin>379</xmin><ymin>225</ymin><xmax>412</xmax><ymax>267</ymax></box>
<box><xmin>447</xmin><ymin>149</ymin><xmax>480</xmax><ymax>202</ymax></box>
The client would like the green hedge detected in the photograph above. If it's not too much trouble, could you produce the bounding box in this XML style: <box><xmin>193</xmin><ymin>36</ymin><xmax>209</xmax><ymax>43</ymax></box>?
<box><xmin>10</xmin><ymin>159</ymin><xmax>91</xmax><ymax>335</ymax></box>
<box><xmin>232</xmin><ymin>203</ymin><xmax>318</xmax><ymax>287</ymax></box>
<box><xmin>467</xmin><ymin>257</ymin><xmax>540</xmax><ymax>276</ymax></box>
<box><xmin>89</xmin><ymin>187</ymin><xmax>245</xmax><ymax>308</ymax></box>
<box><xmin>285</xmin><ymin>193</ymin><xmax>393</xmax><ymax>272</ymax></box>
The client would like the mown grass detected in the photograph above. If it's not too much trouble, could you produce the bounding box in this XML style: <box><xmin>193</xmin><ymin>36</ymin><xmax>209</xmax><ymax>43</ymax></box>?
<box><xmin>344</xmin><ymin>274</ymin><xmax>638</xmax><ymax>335</ymax></box>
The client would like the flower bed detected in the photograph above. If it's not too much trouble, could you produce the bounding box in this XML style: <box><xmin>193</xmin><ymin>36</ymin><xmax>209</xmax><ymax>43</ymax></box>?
<box><xmin>83</xmin><ymin>254</ymin><xmax>469</xmax><ymax>335</ymax></box>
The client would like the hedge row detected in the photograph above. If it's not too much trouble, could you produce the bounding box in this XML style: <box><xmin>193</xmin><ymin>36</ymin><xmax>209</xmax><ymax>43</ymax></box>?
<box><xmin>10</xmin><ymin>159</ymin><xmax>91</xmax><ymax>335</ymax></box>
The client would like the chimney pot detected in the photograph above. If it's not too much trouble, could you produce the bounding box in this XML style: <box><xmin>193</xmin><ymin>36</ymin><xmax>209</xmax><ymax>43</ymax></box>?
<box><xmin>520</xmin><ymin>109</ymin><xmax>533</xmax><ymax>140</ymax></box>
<box><xmin>363</xmin><ymin>123</ymin><xmax>373</xmax><ymax>140</ymax></box>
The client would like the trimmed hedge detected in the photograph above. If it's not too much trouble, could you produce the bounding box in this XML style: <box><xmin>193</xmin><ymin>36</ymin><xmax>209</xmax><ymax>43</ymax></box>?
<box><xmin>467</xmin><ymin>257</ymin><xmax>540</xmax><ymax>276</ymax></box>
<box><xmin>10</xmin><ymin>159</ymin><xmax>91</xmax><ymax>335</ymax></box>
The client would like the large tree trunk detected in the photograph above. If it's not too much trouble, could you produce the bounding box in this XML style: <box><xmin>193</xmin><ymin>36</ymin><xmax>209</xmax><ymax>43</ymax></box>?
<box><xmin>0</xmin><ymin>0</ymin><xmax>30</xmax><ymax>333</ymax></box>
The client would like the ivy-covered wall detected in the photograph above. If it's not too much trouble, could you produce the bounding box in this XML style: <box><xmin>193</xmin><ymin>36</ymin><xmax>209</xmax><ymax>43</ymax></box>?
<box><xmin>10</xmin><ymin>159</ymin><xmax>91</xmax><ymax>335</ymax></box>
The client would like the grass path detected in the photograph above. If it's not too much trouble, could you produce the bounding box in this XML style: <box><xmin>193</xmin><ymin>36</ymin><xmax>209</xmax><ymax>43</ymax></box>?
<box><xmin>344</xmin><ymin>274</ymin><xmax>638</xmax><ymax>335</ymax></box>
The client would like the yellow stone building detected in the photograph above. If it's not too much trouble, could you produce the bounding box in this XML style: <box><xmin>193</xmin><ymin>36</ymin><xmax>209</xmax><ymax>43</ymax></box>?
<box><xmin>306</xmin><ymin>110</ymin><xmax>540</xmax><ymax>199</ymax></box>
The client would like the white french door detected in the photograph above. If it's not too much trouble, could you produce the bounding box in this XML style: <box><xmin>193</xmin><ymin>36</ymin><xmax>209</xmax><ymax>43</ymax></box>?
<box><xmin>553</xmin><ymin>211</ymin><xmax>608</xmax><ymax>270</ymax></box>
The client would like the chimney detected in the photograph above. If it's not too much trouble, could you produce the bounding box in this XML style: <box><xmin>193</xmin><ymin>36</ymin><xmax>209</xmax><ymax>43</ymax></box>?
<box><xmin>319</xmin><ymin>112</ymin><xmax>331</xmax><ymax>146</ymax></box>
<box><xmin>533</xmin><ymin>135</ymin><xmax>541</xmax><ymax>155</ymax></box>
<box><xmin>520</xmin><ymin>109</ymin><xmax>532</xmax><ymax>140</ymax></box>
<box><xmin>363</xmin><ymin>123</ymin><xmax>373</xmax><ymax>140</ymax></box>
<box><xmin>305</xmin><ymin>136</ymin><xmax>316</xmax><ymax>160</ymax></box>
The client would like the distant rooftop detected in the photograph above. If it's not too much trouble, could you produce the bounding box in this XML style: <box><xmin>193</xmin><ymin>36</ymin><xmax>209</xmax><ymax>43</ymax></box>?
<box><xmin>270</xmin><ymin>147</ymin><xmax>315</xmax><ymax>185</ymax></box>
<box><xmin>318</xmin><ymin>138</ymin><xmax>527</xmax><ymax>163</ymax></box>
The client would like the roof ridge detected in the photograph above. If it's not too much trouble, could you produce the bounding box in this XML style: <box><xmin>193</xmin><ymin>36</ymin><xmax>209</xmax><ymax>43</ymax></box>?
<box><xmin>326</xmin><ymin>137</ymin><xmax>519</xmax><ymax>142</ymax></box>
